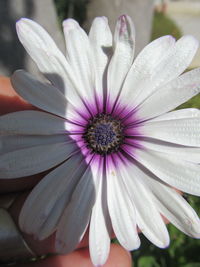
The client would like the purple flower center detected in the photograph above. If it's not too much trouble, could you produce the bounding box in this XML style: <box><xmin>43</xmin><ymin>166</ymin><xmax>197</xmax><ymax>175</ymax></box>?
<box><xmin>83</xmin><ymin>113</ymin><xmax>124</xmax><ymax>155</ymax></box>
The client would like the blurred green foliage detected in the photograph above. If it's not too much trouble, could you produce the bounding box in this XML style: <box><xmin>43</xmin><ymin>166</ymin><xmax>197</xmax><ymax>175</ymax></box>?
<box><xmin>54</xmin><ymin>3</ymin><xmax>200</xmax><ymax>266</ymax></box>
<box><xmin>54</xmin><ymin>0</ymin><xmax>89</xmax><ymax>26</ymax></box>
<box><xmin>132</xmin><ymin>220</ymin><xmax>200</xmax><ymax>267</ymax></box>
<box><xmin>151</xmin><ymin>11</ymin><xmax>182</xmax><ymax>41</ymax></box>
<box><xmin>178</xmin><ymin>94</ymin><xmax>200</xmax><ymax>110</ymax></box>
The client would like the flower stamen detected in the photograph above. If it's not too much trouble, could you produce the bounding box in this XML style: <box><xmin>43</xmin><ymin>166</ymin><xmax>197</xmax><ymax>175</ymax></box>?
<box><xmin>83</xmin><ymin>113</ymin><xmax>124</xmax><ymax>155</ymax></box>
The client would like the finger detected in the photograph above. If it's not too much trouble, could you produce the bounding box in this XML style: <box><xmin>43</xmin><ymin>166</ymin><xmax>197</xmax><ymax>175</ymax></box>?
<box><xmin>9</xmin><ymin>191</ymin><xmax>116</xmax><ymax>255</ymax></box>
<box><xmin>9</xmin><ymin>192</ymin><xmax>124</xmax><ymax>267</ymax></box>
<box><xmin>17</xmin><ymin>244</ymin><xmax>131</xmax><ymax>267</ymax></box>
<box><xmin>9</xmin><ymin>192</ymin><xmax>90</xmax><ymax>255</ymax></box>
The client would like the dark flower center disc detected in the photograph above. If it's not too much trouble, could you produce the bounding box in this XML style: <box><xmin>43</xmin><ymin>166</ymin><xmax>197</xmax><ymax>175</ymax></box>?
<box><xmin>83</xmin><ymin>113</ymin><xmax>124</xmax><ymax>155</ymax></box>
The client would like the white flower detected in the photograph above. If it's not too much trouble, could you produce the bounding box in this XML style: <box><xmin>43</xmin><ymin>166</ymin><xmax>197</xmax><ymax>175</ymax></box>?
<box><xmin>0</xmin><ymin>15</ymin><xmax>200</xmax><ymax>266</ymax></box>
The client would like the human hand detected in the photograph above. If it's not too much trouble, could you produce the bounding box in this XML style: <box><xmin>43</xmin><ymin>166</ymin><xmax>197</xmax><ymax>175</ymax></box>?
<box><xmin>0</xmin><ymin>76</ymin><xmax>132</xmax><ymax>267</ymax></box>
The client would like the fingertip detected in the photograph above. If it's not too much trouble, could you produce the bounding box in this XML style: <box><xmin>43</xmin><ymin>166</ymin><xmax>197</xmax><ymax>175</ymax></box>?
<box><xmin>16</xmin><ymin>244</ymin><xmax>132</xmax><ymax>267</ymax></box>
<box><xmin>0</xmin><ymin>76</ymin><xmax>33</xmax><ymax>115</ymax></box>
<box><xmin>0</xmin><ymin>76</ymin><xmax>15</xmax><ymax>96</ymax></box>
<box><xmin>105</xmin><ymin>244</ymin><xmax>132</xmax><ymax>267</ymax></box>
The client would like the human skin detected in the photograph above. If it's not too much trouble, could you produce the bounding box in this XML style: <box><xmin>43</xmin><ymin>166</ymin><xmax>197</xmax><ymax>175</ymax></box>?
<box><xmin>0</xmin><ymin>77</ymin><xmax>132</xmax><ymax>267</ymax></box>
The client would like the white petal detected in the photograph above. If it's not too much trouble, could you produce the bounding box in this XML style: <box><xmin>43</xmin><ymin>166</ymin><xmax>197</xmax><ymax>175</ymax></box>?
<box><xmin>63</xmin><ymin>18</ymin><xmax>79</xmax><ymax>36</ymax></box>
<box><xmin>144</xmin><ymin>175</ymin><xmax>200</xmax><ymax>238</ymax></box>
<box><xmin>16</xmin><ymin>18</ymin><xmax>69</xmax><ymax>88</ymax></box>
<box><xmin>63</xmin><ymin>19</ymin><xmax>95</xmax><ymax>105</ymax></box>
<box><xmin>0</xmin><ymin>141</ymin><xmax>77</xmax><ymax>178</ymax></box>
<box><xmin>129</xmin><ymin>148</ymin><xmax>200</xmax><ymax>196</ymax></box>
<box><xmin>107</xmin><ymin>15</ymin><xmax>135</xmax><ymax>110</ymax></box>
<box><xmin>140</xmin><ymin>118</ymin><xmax>200</xmax><ymax>147</ymax></box>
<box><xmin>89</xmin><ymin>17</ymin><xmax>112</xmax><ymax>112</ymax></box>
<box><xmin>19</xmin><ymin>154</ymin><xmax>86</xmax><ymax>238</ymax></box>
<box><xmin>0</xmin><ymin>111</ymin><xmax>80</xmax><ymax>135</ymax></box>
<box><xmin>151</xmin><ymin>35</ymin><xmax>199</xmax><ymax>86</ymax></box>
<box><xmin>137</xmin><ymin>68</ymin><xmax>200</xmax><ymax>120</ymax></box>
<box><xmin>151</xmin><ymin>108</ymin><xmax>200</xmax><ymax>122</ymax></box>
<box><xmin>0</xmin><ymin>134</ymin><xmax>67</xmax><ymax>155</ymax></box>
<box><xmin>11</xmin><ymin>70</ymin><xmax>74</xmax><ymax>119</ymax></box>
<box><xmin>139</xmin><ymin>138</ymin><xmax>200</xmax><ymax>163</ymax></box>
<box><xmin>16</xmin><ymin>18</ymin><xmax>84</xmax><ymax>107</ymax></box>
<box><xmin>106</xmin><ymin>157</ymin><xmax>140</xmax><ymax>250</ymax></box>
<box><xmin>121</xmin><ymin>163</ymin><xmax>170</xmax><ymax>248</ymax></box>
<box><xmin>119</xmin><ymin>35</ymin><xmax>175</xmax><ymax>107</ymax></box>
<box><xmin>55</xmin><ymin>156</ymin><xmax>101</xmax><ymax>254</ymax></box>
<box><xmin>89</xmin><ymin>167</ymin><xmax>111</xmax><ymax>266</ymax></box>
<box><xmin>120</xmin><ymin>35</ymin><xmax>198</xmax><ymax>108</ymax></box>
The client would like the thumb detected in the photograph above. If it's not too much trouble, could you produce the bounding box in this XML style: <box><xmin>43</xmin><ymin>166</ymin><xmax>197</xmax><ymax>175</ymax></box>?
<box><xmin>6</xmin><ymin>192</ymin><xmax>131</xmax><ymax>267</ymax></box>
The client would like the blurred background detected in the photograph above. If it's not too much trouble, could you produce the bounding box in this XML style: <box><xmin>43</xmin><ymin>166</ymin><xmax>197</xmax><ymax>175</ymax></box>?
<box><xmin>0</xmin><ymin>0</ymin><xmax>200</xmax><ymax>266</ymax></box>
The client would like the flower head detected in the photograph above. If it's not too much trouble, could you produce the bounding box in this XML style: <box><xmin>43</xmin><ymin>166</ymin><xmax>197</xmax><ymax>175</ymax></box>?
<box><xmin>1</xmin><ymin>15</ymin><xmax>200</xmax><ymax>266</ymax></box>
